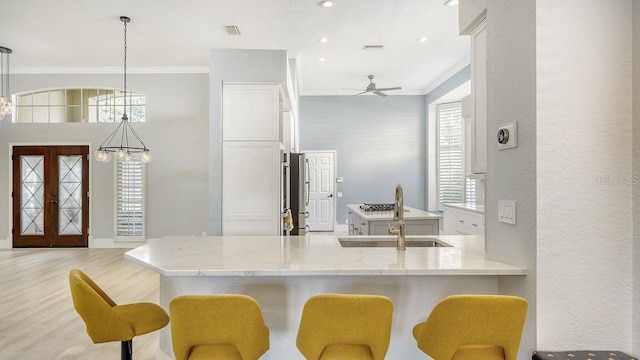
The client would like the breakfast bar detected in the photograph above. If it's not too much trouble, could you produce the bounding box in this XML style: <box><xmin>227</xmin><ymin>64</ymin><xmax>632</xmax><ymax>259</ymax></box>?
<box><xmin>125</xmin><ymin>235</ymin><xmax>525</xmax><ymax>359</ymax></box>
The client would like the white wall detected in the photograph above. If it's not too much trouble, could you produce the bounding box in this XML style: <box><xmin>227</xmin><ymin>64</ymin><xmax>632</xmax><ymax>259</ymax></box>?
<box><xmin>537</xmin><ymin>0</ymin><xmax>633</xmax><ymax>351</ymax></box>
<box><xmin>461</xmin><ymin>0</ymin><xmax>636</xmax><ymax>356</ymax></box>
<box><xmin>0</xmin><ymin>73</ymin><xmax>209</xmax><ymax>246</ymax></box>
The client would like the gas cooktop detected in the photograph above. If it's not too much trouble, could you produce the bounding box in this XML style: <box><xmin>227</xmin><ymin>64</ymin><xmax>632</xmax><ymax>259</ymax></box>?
<box><xmin>359</xmin><ymin>203</ymin><xmax>395</xmax><ymax>213</ymax></box>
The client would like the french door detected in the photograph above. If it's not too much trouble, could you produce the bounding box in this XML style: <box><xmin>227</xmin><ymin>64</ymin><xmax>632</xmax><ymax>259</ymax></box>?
<box><xmin>12</xmin><ymin>146</ymin><xmax>89</xmax><ymax>247</ymax></box>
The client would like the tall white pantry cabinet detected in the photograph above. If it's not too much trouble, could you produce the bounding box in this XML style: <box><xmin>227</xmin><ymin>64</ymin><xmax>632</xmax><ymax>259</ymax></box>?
<box><xmin>222</xmin><ymin>83</ymin><xmax>285</xmax><ymax>235</ymax></box>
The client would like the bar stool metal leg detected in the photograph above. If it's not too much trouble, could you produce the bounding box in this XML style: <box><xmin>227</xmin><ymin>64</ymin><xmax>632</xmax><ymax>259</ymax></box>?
<box><xmin>121</xmin><ymin>340</ymin><xmax>132</xmax><ymax>360</ymax></box>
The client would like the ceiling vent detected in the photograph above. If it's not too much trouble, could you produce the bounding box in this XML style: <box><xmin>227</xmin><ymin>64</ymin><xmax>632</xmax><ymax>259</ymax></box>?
<box><xmin>225</xmin><ymin>26</ymin><xmax>241</xmax><ymax>36</ymax></box>
<box><xmin>362</xmin><ymin>44</ymin><xmax>384</xmax><ymax>51</ymax></box>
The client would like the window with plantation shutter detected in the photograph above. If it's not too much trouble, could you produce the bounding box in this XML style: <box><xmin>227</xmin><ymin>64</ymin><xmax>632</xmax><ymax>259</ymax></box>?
<box><xmin>437</xmin><ymin>102</ymin><xmax>468</xmax><ymax>205</ymax></box>
<box><xmin>114</xmin><ymin>158</ymin><xmax>145</xmax><ymax>241</ymax></box>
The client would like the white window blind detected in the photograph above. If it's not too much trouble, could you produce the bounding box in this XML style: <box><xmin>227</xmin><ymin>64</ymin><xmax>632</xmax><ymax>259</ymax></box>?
<box><xmin>115</xmin><ymin>158</ymin><xmax>145</xmax><ymax>241</ymax></box>
<box><xmin>466</xmin><ymin>178</ymin><xmax>477</xmax><ymax>203</ymax></box>
<box><xmin>437</xmin><ymin>102</ymin><xmax>465</xmax><ymax>204</ymax></box>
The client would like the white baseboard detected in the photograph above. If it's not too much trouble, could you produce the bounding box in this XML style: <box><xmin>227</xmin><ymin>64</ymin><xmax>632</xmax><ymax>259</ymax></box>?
<box><xmin>0</xmin><ymin>237</ymin><xmax>11</xmax><ymax>249</ymax></box>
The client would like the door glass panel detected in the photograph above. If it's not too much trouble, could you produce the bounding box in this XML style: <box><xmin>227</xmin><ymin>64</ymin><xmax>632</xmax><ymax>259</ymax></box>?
<box><xmin>58</xmin><ymin>155</ymin><xmax>82</xmax><ymax>235</ymax></box>
<box><xmin>20</xmin><ymin>156</ymin><xmax>45</xmax><ymax>235</ymax></box>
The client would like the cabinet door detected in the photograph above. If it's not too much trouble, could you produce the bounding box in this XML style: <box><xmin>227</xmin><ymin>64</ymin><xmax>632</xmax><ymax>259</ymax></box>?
<box><xmin>223</xmin><ymin>84</ymin><xmax>282</xmax><ymax>141</ymax></box>
<box><xmin>442</xmin><ymin>207</ymin><xmax>458</xmax><ymax>235</ymax></box>
<box><xmin>456</xmin><ymin>210</ymin><xmax>484</xmax><ymax>235</ymax></box>
<box><xmin>470</xmin><ymin>19</ymin><xmax>487</xmax><ymax>174</ymax></box>
<box><xmin>222</xmin><ymin>141</ymin><xmax>281</xmax><ymax>235</ymax></box>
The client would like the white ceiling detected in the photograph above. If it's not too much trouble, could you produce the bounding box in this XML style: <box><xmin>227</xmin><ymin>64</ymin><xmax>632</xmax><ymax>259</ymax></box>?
<box><xmin>1</xmin><ymin>0</ymin><xmax>469</xmax><ymax>96</ymax></box>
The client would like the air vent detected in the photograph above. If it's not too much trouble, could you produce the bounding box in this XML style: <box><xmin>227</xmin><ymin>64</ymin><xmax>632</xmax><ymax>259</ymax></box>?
<box><xmin>225</xmin><ymin>26</ymin><xmax>241</xmax><ymax>36</ymax></box>
<box><xmin>362</xmin><ymin>44</ymin><xmax>384</xmax><ymax>51</ymax></box>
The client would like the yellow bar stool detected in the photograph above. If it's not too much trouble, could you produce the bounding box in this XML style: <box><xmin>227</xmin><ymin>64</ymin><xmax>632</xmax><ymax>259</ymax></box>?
<box><xmin>296</xmin><ymin>294</ymin><xmax>394</xmax><ymax>360</ymax></box>
<box><xmin>68</xmin><ymin>269</ymin><xmax>170</xmax><ymax>360</ymax></box>
<box><xmin>169</xmin><ymin>294</ymin><xmax>270</xmax><ymax>360</ymax></box>
<box><xmin>412</xmin><ymin>295</ymin><xmax>528</xmax><ymax>360</ymax></box>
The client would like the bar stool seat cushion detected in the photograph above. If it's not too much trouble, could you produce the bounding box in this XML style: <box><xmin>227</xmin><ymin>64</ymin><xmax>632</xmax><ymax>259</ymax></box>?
<box><xmin>113</xmin><ymin>303</ymin><xmax>172</xmax><ymax>337</ymax></box>
<box><xmin>320</xmin><ymin>344</ymin><xmax>373</xmax><ymax>359</ymax></box>
<box><xmin>452</xmin><ymin>345</ymin><xmax>506</xmax><ymax>360</ymax></box>
<box><xmin>188</xmin><ymin>344</ymin><xmax>243</xmax><ymax>360</ymax></box>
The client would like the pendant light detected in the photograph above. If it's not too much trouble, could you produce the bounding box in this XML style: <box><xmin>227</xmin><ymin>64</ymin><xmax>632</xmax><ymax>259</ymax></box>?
<box><xmin>95</xmin><ymin>16</ymin><xmax>151</xmax><ymax>163</ymax></box>
<box><xmin>0</xmin><ymin>46</ymin><xmax>12</xmax><ymax>120</ymax></box>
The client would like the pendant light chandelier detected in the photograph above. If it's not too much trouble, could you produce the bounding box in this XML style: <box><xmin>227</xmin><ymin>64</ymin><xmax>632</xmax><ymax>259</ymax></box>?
<box><xmin>0</xmin><ymin>46</ymin><xmax>13</xmax><ymax>120</ymax></box>
<box><xmin>95</xmin><ymin>16</ymin><xmax>151</xmax><ymax>163</ymax></box>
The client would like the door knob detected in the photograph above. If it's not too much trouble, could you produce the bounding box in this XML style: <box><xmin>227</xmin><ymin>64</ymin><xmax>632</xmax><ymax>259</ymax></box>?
<box><xmin>328</xmin><ymin>194</ymin><xmax>333</xmax><ymax>198</ymax></box>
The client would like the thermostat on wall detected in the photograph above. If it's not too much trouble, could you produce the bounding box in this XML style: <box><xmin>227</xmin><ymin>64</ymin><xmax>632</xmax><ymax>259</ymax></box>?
<box><xmin>497</xmin><ymin>121</ymin><xmax>518</xmax><ymax>150</ymax></box>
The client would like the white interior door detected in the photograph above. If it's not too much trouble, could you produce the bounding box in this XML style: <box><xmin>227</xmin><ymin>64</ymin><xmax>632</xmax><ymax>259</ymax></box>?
<box><xmin>305</xmin><ymin>151</ymin><xmax>335</xmax><ymax>231</ymax></box>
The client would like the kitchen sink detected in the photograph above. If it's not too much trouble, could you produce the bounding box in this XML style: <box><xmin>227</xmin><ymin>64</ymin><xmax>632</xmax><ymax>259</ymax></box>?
<box><xmin>338</xmin><ymin>237</ymin><xmax>450</xmax><ymax>248</ymax></box>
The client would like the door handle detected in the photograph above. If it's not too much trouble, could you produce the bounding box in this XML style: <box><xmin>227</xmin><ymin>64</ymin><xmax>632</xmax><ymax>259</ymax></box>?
<box><xmin>328</xmin><ymin>194</ymin><xmax>333</xmax><ymax>198</ymax></box>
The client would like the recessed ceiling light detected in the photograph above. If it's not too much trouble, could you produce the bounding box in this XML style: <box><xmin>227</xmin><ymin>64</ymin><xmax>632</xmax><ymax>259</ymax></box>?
<box><xmin>444</xmin><ymin>0</ymin><xmax>458</xmax><ymax>6</ymax></box>
<box><xmin>319</xmin><ymin>37</ymin><xmax>329</xmax><ymax>43</ymax></box>
<box><xmin>417</xmin><ymin>37</ymin><xmax>428</xmax><ymax>43</ymax></box>
<box><xmin>318</xmin><ymin>57</ymin><xmax>326</xmax><ymax>62</ymax></box>
<box><xmin>319</xmin><ymin>0</ymin><xmax>334</xmax><ymax>8</ymax></box>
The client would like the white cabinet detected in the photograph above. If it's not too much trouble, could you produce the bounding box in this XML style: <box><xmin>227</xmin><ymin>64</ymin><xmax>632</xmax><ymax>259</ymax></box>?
<box><xmin>222</xmin><ymin>83</ymin><xmax>284</xmax><ymax>235</ymax></box>
<box><xmin>222</xmin><ymin>84</ymin><xmax>283</xmax><ymax>141</ymax></box>
<box><xmin>442</xmin><ymin>205</ymin><xmax>484</xmax><ymax>235</ymax></box>
<box><xmin>470</xmin><ymin>19</ymin><xmax>487</xmax><ymax>174</ymax></box>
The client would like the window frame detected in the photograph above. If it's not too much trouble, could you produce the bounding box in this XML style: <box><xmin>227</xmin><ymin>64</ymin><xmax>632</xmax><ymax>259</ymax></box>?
<box><xmin>13</xmin><ymin>87</ymin><xmax>145</xmax><ymax>124</ymax></box>
<box><xmin>436</xmin><ymin>101</ymin><xmax>476</xmax><ymax>208</ymax></box>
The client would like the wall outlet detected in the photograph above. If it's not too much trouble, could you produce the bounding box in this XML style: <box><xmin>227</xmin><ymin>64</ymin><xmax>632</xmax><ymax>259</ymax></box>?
<box><xmin>497</xmin><ymin>121</ymin><xmax>518</xmax><ymax>150</ymax></box>
<box><xmin>336</xmin><ymin>177</ymin><xmax>344</xmax><ymax>183</ymax></box>
<box><xmin>498</xmin><ymin>200</ymin><xmax>516</xmax><ymax>224</ymax></box>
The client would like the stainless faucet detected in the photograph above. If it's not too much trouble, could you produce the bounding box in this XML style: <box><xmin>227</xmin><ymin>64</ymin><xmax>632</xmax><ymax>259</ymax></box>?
<box><xmin>388</xmin><ymin>184</ymin><xmax>406</xmax><ymax>250</ymax></box>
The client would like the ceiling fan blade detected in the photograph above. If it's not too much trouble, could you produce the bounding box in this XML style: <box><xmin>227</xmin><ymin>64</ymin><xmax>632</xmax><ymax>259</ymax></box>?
<box><xmin>343</xmin><ymin>88</ymin><xmax>365</xmax><ymax>91</ymax></box>
<box><xmin>375</xmin><ymin>87</ymin><xmax>402</xmax><ymax>91</ymax></box>
<box><xmin>352</xmin><ymin>91</ymin><xmax>368</xmax><ymax>96</ymax></box>
<box><xmin>373</xmin><ymin>91</ymin><xmax>388</xmax><ymax>97</ymax></box>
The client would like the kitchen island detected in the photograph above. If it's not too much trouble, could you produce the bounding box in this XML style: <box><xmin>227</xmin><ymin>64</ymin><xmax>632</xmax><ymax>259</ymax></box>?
<box><xmin>347</xmin><ymin>204</ymin><xmax>442</xmax><ymax>235</ymax></box>
<box><xmin>125</xmin><ymin>235</ymin><xmax>525</xmax><ymax>359</ymax></box>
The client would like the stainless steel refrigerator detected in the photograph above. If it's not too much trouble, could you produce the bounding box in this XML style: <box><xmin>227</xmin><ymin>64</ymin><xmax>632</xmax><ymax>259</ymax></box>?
<box><xmin>290</xmin><ymin>153</ymin><xmax>309</xmax><ymax>235</ymax></box>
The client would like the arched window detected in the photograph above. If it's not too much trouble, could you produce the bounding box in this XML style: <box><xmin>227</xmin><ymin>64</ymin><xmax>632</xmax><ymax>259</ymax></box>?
<box><xmin>14</xmin><ymin>88</ymin><xmax>145</xmax><ymax>123</ymax></box>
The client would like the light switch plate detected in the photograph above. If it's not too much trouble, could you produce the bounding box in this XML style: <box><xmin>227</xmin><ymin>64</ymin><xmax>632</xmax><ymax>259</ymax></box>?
<box><xmin>336</xmin><ymin>177</ymin><xmax>344</xmax><ymax>183</ymax></box>
<box><xmin>497</xmin><ymin>121</ymin><xmax>518</xmax><ymax>150</ymax></box>
<box><xmin>337</xmin><ymin>192</ymin><xmax>343</xmax><ymax>197</ymax></box>
<box><xmin>498</xmin><ymin>200</ymin><xmax>516</xmax><ymax>224</ymax></box>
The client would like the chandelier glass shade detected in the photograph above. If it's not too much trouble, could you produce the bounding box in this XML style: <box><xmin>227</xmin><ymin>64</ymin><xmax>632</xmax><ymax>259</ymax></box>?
<box><xmin>95</xmin><ymin>16</ymin><xmax>151</xmax><ymax>163</ymax></box>
<box><xmin>0</xmin><ymin>46</ymin><xmax>13</xmax><ymax>121</ymax></box>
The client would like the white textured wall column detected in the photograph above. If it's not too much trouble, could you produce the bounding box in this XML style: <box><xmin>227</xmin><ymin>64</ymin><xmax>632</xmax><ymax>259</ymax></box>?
<box><xmin>537</xmin><ymin>0</ymin><xmax>633</xmax><ymax>351</ymax></box>
<box><xmin>632</xmin><ymin>0</ymin><xmax>640</xmax><ymax>356</ymax></box>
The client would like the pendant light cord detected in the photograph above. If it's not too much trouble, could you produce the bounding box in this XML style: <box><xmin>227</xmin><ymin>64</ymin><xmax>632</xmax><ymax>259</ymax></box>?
<box><xmin>122</xmin><ymin>17</ymin><xmax>128</xmax><ymax>120</ymax></box>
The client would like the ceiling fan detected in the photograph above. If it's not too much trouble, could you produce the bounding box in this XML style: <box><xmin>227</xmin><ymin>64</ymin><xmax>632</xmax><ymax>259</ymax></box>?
<box><xmin>348</xmin><ymin>75</ymin><xmax>402</xmax><ymax>97</ymax></box>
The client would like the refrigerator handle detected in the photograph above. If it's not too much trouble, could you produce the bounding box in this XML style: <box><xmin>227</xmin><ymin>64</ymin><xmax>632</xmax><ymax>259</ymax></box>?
<box><xmin>305</xmin><ymin>158</ymin><xmax>310</xmax><ymax>206</ymax></box>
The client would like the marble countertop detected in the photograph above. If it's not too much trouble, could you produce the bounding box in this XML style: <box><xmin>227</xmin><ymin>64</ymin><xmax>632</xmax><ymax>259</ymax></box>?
<box><xmin>347</xmin><ymin>204</ymin><xmax>442</xmax><ymax>221</ymax></box>
<box><xmin>442</xmin><ymin>202</ymin><xmax>485</xmax><ymax>214</ymax></box>
<box><xmin>124</xmin><ymin>235</ymin><xmax>525</xmax><ymax>277</ymax></box>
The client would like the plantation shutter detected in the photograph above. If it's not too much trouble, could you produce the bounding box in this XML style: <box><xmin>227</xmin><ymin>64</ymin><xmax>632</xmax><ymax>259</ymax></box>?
<box><xmin>115</xmin><ymin>158</ymin><xmax>145</xmax><ymax>240</ymax></box>
<box><xmin>437</xmin><ymin>102</ymin><xmax>464</xmax><ymax>204</ymax></box>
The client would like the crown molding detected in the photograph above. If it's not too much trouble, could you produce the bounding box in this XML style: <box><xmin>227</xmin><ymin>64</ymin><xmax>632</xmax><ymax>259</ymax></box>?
<box><xmin>11</xmin><ymin>66</ymin><xmax>210</xmax><ymax>74</ymax></box>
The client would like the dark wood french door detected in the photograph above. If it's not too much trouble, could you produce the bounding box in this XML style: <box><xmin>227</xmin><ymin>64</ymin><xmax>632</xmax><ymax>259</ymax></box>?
<box><xmin>12</xmin><ymin>146</ymin><xmax>89</xmax><ymax>247</ymax></box>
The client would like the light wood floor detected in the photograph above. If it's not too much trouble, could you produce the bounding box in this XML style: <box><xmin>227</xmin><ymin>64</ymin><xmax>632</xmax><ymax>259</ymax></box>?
<box><xmin>0</xmin><ymin>248</ymin><xmax>161</xmax><ymax>359</ymax></box>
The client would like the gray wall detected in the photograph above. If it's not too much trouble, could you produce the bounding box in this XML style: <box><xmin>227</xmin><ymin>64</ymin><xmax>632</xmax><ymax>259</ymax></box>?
<box><xmin>460</xmin><ymin>2</ymin><xmax>537</xmax><ymax>359</ymax></box>
<box><xmin>0</xmin><ymin>73</ymin><xmax>209</xmax><ymax>241</ymax></box>
<box><xmin>425</xmin><ymin>65</ymin><xmax>471</xmax><ymax>105</ymax></box>
<box><xmin>299</xmin><ymin>95</ymin><xmax>425</xmax><ymax>224</ymax></box>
